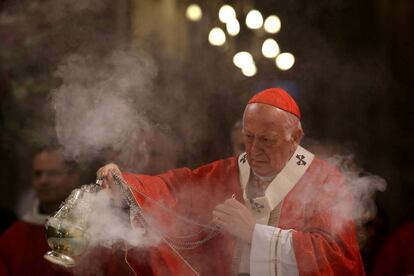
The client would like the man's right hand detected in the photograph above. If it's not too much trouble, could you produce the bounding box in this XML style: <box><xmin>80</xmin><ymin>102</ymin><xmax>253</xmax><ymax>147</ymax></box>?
<box><xmin>96</xmin><ymin>163</ymin><xmax>129</xmax><ymax>205</ymax></box>
<box><xmin>96</xmin><ymin>163</ymin><xmax>122</xmax><ymax>189</ymax></box>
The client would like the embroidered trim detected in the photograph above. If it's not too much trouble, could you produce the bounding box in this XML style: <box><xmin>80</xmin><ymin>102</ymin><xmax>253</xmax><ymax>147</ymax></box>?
<box><xmin>268</xmin><ymin>199</ymin><xmax>284</xmax><ymax>227</ymax></box>
<box><xmin>238</xmin><ymin>146</ymin><xmax>314</xmax><ymax>225</ymax></box>
<box><xmin>273</xmin><ymin>228</ymin><xmax>282</xmax><ymax>276</ymax></box>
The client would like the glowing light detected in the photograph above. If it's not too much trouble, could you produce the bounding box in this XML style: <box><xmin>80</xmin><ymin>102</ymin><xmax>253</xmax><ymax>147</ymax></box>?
<box><xmin>261</xmin><ymin>38</ymin><xmax>280</xmax><ymax>58</ymax></box>
<box><xmin>185</xmin><ymin>4</ymin><xmax>202</xmax><ymax>22</ymax></box>
<box><xmin>226</xmin><ymin>19</ymin><xmax>240</xmax><ymax>36</ymax></box>
<box><xmin>219</xmin><ymin>5</ymin><xmax>236</xmax><ymax>24</ymax></box>
<box><xmin>241</xmin><ymin>64</ymin><xmax>257</xmax><ymax>77</ymax></box>
<box><xmin>245</xmin><ymin>10</ymin><xmax>263</xmax><ymax>30</ymax></box>
<box><xmin>233</xmin><ymin>51</ymin><xmax>254</xmax><ymax>69</ymax></box>
<box><xmin>208</xmin><ymin>27</ymin><xmax>226</xmax><ymax>46</ymax></box>
<box><xmin>264</xmin><ymin>15</ymin><xmax>281</xmax><ymax>34</ymax></box>
<box><xmin>276</xmin><ymin>53</ymin><xmax>295</xmax><ymax>70</ymax></box>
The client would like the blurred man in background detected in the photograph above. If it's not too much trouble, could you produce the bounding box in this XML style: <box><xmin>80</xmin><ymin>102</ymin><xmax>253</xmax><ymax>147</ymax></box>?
<box><xmin>0</xmin><ymin>145</ymin><xmax>80</xmax><ymax>275</ymax></box>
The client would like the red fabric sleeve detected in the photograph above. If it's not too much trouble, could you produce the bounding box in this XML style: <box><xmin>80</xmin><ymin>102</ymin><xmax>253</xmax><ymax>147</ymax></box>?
<box><xmin>122</xmin><ymin>157</ymin><xmax>241</xmax><ymax>276</ymax></box>
<box><xmin>286</xmin><ymin>161</ymin><xmax>365</xmax><ymax>275</ymax></box>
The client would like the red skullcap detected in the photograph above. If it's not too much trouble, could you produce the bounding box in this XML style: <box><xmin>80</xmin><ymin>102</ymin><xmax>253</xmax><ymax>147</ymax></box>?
<box><xmin>247</xmin><ymin>88</ymin><xmax>301</xmax><ymax>119</ymax></box>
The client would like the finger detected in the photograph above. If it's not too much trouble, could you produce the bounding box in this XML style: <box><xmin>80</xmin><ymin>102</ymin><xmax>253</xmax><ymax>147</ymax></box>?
<box><xmin>224</xmin><ymin>198</ymin><xmax>244</xmax><ymax>208</ymax></box>
<box><xmin>99</xmin><ymin>168</ymin><xmax>107</xmax><ymax>179</ymax></box>
<box><xmin>104</xmin><ymin>167</ymin><xmax>116</xmax><ymax>179</ymax></box>
<box><xmin>217</xmin><ymin>200</ymin><xmax>243</xmax><ymax>215</ymax></box>
<box><xmin>212</xmin><ymin>214</ymin><xmax>231</xmax><ymax>232</ymax></box>
<box><xmin>212</xmin><ymin>210</ymin><xmax>234</xmax><ymax>224</ymax></box>
<box><xmin>223</xmin><ymin>199</ymin><xmax>251</xmax><ymax>218</ymax></box>
<box><xmin>101</xmin><ymin>179</ymin><xmax>109</xmax><ymax>189</ymax></box>
<box><xmin>104</xmin><ymin>167</ymin><xmax>113</xmax><ymax>178</ymax></box>
<box><xmin>106</xmin><ymin>169</ymin><xmax>114</xmax><ymax>180</ymax></box>
<box><xmin>211</xmin><ymin>216</ymin><xmax>222</xmax><ymax>229</ymax></box>
<box><xmin>97</xmin><ymin>167</ymin><xmax>108</xmax><ymax>178</ymax></box>
<box><xmin>110</xmin><ymin>168</ymin><xmax>121</xmax><ymax>177</ymax></box>
<box><xmin>214</xmin><ymin>204</ymin><xmax>238</xmax><ymax>217</ymax></box>
<box><xmin>214</xmin><ymin>218</ymin><xmax>229</xmax><ymax>231</ymax></box>
<box><xmin>216</xmin><ymin>201</ymin><xmax>240</xmax><ymax>211</ymax></box>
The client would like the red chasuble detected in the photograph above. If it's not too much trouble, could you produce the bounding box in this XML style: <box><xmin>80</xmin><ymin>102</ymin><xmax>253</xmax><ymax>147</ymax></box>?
<box><xmin>0</xmin><ymin>220</ymin><xmax>73</xmax><ymax>276</ymax></box>
<box><xmin>122</xmin><ymin>156</ymin><xmax>364</xmax><ymax>276</ymax></box>
<box><xmin>0</xmin><ymin>217</ymin><xmax>136</xmax><ymax>275</ymax></box>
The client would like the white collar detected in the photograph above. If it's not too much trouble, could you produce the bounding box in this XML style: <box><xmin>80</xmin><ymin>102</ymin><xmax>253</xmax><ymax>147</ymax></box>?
<box><xmin>21</xmin><ymin>199</ymin><xmax>50</xmax><ymax>225</ymax></box>
<box><xmin>238</xmin><ymin>146</ymin><xmax>314</xmax><ymax>224</ymax></box>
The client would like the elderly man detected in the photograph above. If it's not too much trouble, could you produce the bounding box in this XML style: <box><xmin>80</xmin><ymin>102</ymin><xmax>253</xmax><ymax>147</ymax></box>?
<box><xmin>0</xmin><ymin>146</ymin><xmax>80</xmax><ymax>275</ymax></box>
<box><xmin>98</xmin><ymin>88</ymin><xmax>364</xmax><ymax>276</ymax></box>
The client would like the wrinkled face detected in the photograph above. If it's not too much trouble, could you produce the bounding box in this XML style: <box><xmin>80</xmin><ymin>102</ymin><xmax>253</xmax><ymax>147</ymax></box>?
<box><xmin>243</xmin><ymin>103</ymin><xmax>302</xmax><ymax>177</ymax></box>
<box><xmin>32</xmin><ymin>150</ymin><xmax>79</xmax><ymax>207</ymax></box>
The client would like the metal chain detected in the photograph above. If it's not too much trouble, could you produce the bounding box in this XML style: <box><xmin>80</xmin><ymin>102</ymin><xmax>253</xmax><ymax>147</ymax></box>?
<box><xmin>130</xmin><ymin>175</ymin><xmax>219</xmax><ymax>233</ymax></box>
<box><xmin>111</xmin><ymin>172</ymin><xmax>220</xmax><ymax>250</ymax></box>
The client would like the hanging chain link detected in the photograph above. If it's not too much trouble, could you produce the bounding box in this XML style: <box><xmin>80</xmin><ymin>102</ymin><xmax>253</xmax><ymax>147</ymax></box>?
<box><xmin>111</xmin><ymin>172</ymin><xmax>220</xmax><ymax>250</ymax></box>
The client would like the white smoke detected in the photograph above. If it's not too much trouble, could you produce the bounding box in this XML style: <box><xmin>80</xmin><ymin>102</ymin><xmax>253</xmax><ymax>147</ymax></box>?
<box><xmin>303</xmin><ymin>140</ymin><xmax>386</xmax><ymax>233</ymax></box>
<box><xmin>328</xmin><ymin>154</ymin><xmax>386</xmax><ymax>223</ymax></box>
<box><xmin>52</xmin><ymin>49</ymin><xmax>157</xmax><ymax>164</ymax></box>
<box><xmin>69</xmin><ymin>188</ymin><xmax>160</xmax><ymax>275</ymax></box>
<box><xmin>83</xmin><ymin>189</ymin><xmax>159</xmax><ymax>248</ymax></box>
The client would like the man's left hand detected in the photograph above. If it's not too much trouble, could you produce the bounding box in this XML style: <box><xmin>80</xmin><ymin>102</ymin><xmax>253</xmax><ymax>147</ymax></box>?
<box><xmin>213</xmin><ymin>198</ymin><xmax>256</xmax><ymax>243</ymax></box>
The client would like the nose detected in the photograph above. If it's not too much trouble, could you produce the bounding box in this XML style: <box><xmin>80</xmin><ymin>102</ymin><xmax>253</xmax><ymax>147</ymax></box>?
<box><xmin>33</xmin><ymin>171</ymin><xmax>50</xmax><ymax>186</ymax></box>
<box><xmin>250</xmin><ymin>137</ymin><xmax>264</xmax><ymax>154</ymax></box>
<box><xmin>39</xmin><ymin>173</ymin><xmax>49</xmax><ymax>183</ymax></box>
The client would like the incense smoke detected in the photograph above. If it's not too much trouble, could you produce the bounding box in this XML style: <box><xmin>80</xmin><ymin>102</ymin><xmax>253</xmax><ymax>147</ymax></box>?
<box><xmin>70</xmin><ymin>189</ymin><xmax>160</xmax><ymax>275</ymax></box>
<box><xmin>52</xmin><ymin>49</ymin><xmax>157</xmax><ymax>169</ymax></box>
<box><xmin>328</xmin><ymin>154</ymin><xmax>387</xmax><ymax>222</ymax></box>
<box><xmin>80</xmin><ymin>189</ymin><xmax>158</xmax><ymax>248</ymax></box>
<box><xmin>304</xmin><ymin>139</ymin><xmax>386</xmax><ymax>221</ymax></box>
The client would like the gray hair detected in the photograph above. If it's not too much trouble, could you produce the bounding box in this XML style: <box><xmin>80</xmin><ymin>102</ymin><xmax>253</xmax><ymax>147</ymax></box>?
<box><xmin>281</xmin><ymin>110</ymin><xmax>303</xmax><ymax>141</ymax></box>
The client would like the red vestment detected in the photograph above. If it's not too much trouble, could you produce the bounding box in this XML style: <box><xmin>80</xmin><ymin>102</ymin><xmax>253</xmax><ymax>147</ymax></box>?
<box><xmin>0</xmin><ymin>220</ymin><xmax>72</xmax><ymax>276</ymax></box>
<box><xmin>123</xmin><ymin>156</ymin><xmax>365</xmax><ymax>276</ymax></box>
<box><xmin>0</xmin><ymin>215</ymin><xmax>136</xmax><ymax>275</ymax></box>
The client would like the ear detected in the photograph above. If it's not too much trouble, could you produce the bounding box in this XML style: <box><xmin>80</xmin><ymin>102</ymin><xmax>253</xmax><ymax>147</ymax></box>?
<box><xmin>291</xmin><ymin>127</ymin><xmax>304</xmax><ymax>146</ymax></box>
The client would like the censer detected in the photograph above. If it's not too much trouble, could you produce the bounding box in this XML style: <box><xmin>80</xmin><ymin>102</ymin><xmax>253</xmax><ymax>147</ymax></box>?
<box><xmin>43</xmin><ymin>182</ymin><xmax>102</xmax><ymax>268</ymax></box>
<box><xmin>44</xmin><ymin>173</ymin><xmax>220</xmax><ymax>268</ymax></box>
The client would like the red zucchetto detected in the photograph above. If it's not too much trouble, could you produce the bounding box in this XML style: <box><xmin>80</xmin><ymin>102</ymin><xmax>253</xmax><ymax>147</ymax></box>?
<box><xmin>247</xmin><ymin>87</ymin><xmax>301</xmax><ymax>119</ymax></box>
